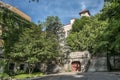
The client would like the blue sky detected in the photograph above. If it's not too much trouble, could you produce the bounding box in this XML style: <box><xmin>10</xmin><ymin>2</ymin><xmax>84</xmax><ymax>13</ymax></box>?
<box><xmin>3</xmin><ymin>0</ymin><xmax>104</xmax><ymax>24</ymax></box>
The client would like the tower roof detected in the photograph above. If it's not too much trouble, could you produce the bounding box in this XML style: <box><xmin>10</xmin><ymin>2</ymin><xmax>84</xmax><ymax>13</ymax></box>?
<box><xmin>79</xmin><ymin>9</ymin><xmax>90</xmax><ymax>16</ymax></box>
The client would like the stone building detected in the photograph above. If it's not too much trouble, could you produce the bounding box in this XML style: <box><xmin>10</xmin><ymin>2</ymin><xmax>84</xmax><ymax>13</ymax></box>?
<box><xmin>63</xmin><ymin>51</ymin><xmax>91</xmax><ymax>72</ymax></box>
<box><xmin>0</xmin><ymin>1</ymin><xmax>31</xmax><ymax>56</ymax></box>
<box><xmin>0</xmin><ymin>2</ymin><xmax>32</xmax><ymax>73</ymax></box>
<box><xmin>0</xmin><ymin>1</ymin><xmax>31</xmax><ymax>58</ymax></box>
<box><xmin>0</xmin><ymin>1</ymin><xmax>31</xmax><ymax>21</ymax></box>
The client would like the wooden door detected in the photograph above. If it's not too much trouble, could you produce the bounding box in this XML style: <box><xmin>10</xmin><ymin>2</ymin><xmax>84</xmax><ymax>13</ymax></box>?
<box><xmin>71</xmin><ymin>61</ymin><xmax>81</xmax><ymax>71</ymax></box>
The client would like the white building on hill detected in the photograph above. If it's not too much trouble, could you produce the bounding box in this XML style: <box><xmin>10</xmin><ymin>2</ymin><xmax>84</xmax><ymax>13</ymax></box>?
<box><xmin>63</xmin><ymin>19</ymin><xmax>75</xmax><ymax>38</ymax></box>
<box><xmin>63</xmin><ymin>9</ymin><xmax>90</xmax><ymax>38</ymax></box>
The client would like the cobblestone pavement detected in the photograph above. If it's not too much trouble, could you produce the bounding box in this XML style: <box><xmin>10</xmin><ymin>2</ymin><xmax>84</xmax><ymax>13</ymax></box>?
<box><xmin>31</xmin><ymin>72</ymin><xmax>120</xmax><ymax>80</ymax></box>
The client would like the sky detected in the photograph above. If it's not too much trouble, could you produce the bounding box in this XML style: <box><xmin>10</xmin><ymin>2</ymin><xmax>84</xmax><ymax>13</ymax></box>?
<box><xmin>2</xmin><ymin>0</ymin><xmax>104</xmax><ymax>24</ymax></box>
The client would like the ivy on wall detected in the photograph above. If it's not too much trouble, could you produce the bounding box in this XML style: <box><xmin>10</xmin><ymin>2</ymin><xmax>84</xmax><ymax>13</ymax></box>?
<box><xmin>0</xmin><ymin>7</ymin><xmax>36</xmax><ymax>59</ymax></box>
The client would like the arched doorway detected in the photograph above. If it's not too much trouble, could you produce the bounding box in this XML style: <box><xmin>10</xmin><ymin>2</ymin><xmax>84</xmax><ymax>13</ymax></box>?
<box><xmin>71</xmin><ymin>61</ymin><xmax>81</xmax><ymax>72</ymax></box>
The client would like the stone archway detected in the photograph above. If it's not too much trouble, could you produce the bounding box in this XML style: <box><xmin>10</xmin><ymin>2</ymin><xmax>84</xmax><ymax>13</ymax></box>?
<box><xmin>71</xmin><ymin>61</ymin><xmax>81</xmax><ymax>72</ymax></box>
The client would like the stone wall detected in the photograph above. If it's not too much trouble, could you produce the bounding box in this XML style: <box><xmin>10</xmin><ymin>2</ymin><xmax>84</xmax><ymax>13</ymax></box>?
<box><xmin>88</xmin><ymin>57</ymin><xmax>108</xmax><ymax>72</ymax></box>
<box><xmin>109</xmin><ymin>56</ymin><xmax>120</xmax><ymax>70</ymax></box>
<box><xmin>62</xmin><ymin>51</ymin><xmax>91</xmax><ymax>72</ymax></box>
<box><xmin>63</xmin><ymin>58</ymin><xmax>90</xmax><ymax>72</ymax></box>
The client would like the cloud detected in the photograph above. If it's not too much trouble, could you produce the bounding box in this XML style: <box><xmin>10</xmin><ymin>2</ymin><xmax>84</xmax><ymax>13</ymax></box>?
<box><xmin>2</xmin><ymin>0</ymin><xmax>104</xmax><ymax>24</ymax></box>
<box><xmin>81</xmin><ymin>2</ymin><xmax>86</xmax><ymax>10</ymax></box>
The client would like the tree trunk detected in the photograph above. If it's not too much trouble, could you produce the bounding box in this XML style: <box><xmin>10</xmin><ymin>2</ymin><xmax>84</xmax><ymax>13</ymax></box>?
<box><xmin>28</xmin><ymin>63</ymin><xmax>35</xmax><ymax>74</ymax></box>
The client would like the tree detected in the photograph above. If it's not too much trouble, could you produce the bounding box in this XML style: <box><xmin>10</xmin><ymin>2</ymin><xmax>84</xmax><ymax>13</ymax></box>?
<box><xmin>45</xmin><ymin>16</ymin><xmax>63</xmax><ymax>36</ymax></box>
<box><xmin>67</xmin><ymin>15</ymin><xmax>108</xmax><ymax>54</ymax></box>
<box><xmin>1</xmin><ymin>7</ymin><xmax>42</xmax><ymax>74</ymax></box>
<box><xmin>67</xmin><ymin>0</ymin><xmax>120</xmax><ymax>55</ymax></box>
<box><xmin>42</xmin><ymin>16</ymin><xmax>65</xmax><ymax>68</ymax></box>
<box><xmin>101</xmin><ymin>0</ymin><xmax>120</xmax><ymax>53</ymax></box>
<box><xmin>11</xmin><ymin>25</ymin><xmax>41</xmax><ymax>73</ymax></box>
<box><xmin>72</xmin><ymin>17</ymin><xmax>90</xmax><ymax>32</ymax></box>
<box><xmin>95</xmin><ymin>0</ymin><xmax>120</xmax><ymax>70</ymax></box>
<box><xmin>68</xmin><ymin>0</ymin><xmax>120</xmax><ymax>70</ymax></box>
<box><xmin>1</xmin><ymin>7</ymin><xmax>63</xmax><ymax>74</ymax></box>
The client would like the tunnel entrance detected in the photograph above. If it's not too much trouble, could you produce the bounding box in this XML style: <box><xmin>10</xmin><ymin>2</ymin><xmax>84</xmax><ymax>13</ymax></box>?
<box><xmin>71</xmin><ymin>61</ymin><xmax>81</xmax><ymax>72</ymax></box>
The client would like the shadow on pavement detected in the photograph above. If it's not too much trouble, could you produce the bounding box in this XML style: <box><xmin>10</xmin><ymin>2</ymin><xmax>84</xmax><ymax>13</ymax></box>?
<box><xmin>32</xmin><ymin>74</ymin><xmax>86</xmax><ymax>80</ymax></box>
<box><xmin>31</xmin><ymin>72</ymin><xmax>120</xmax><ymax>80</ymax></box>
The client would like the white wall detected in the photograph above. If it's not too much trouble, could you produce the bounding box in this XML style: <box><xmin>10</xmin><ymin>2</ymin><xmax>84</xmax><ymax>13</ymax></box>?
<box><xmin>63</xmin><ymin>19</ymin><xmax>75</xmax><ymax>38</ymax></box>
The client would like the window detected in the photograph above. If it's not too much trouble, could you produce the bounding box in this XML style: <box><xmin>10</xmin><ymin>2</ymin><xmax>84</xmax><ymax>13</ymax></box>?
<box><xmin>9</xmin><ymin>63</ymin><xmax>15</xmax><ymax>70</ymax></box>
<box><xmin>20</xmin><ymin>64</ymin><xmax>24</xmax><ymax>70</ymax></box>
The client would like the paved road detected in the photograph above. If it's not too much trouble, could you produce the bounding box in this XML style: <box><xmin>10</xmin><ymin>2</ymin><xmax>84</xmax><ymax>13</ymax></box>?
<box><xmin>32</xmin><ymin>72</ymin><xmax>120</xmax><ymax>80</ymax></box>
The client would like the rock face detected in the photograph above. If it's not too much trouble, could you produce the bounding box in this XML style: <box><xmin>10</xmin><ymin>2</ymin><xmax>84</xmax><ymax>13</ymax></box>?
<box><xmin>109</xmin><ymin>56</ymin><xmax>120</xmax><ymax>70</ymax></box>
<box><xmin>63</xmin><ymin>51</ymin><xmax>91</xmax><ymax>72</ymax></box>
<box><xmin>62</xmin><ymin>51</ymin><xmax>108</xmax><ymax>72</ymax></box>
<box><xmin>88</xmin><ymin>57</ymin><xmax>108</xmax><ymax>72</ymax></box>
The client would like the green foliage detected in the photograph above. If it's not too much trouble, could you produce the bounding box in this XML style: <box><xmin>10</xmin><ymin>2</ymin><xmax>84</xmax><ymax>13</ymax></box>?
<box><xmin>72</xmin><ymin>17</ymin><xmax>90</xmax><ymax>32</ymax></box>
<box><xmin>1</xmin><ymin>7</ymin><xmax>62</xmax><ymax>74</ymax></box>
<box><xmin>0</xmin><ymin>59</ymin><xmax>6</xmax><ymax>67</ymax></box>
<box><xmin>11</xmin><ymin>26</ymin><xmax>41</xmax><ymax>62</ymax></box>
<box><xmin>0</xmin><ymin>73</ymin><xmax>9</xmax><ymax>79</ymax></box>
<box><xmin>101</xmin><ymin>0</ymin><xmax>120</xmax><ymax>20</ymax></box>
<box><xmin>13</xmin><ymin>72</ymin><xmax>44</xmax><ymax>79</ymax></box>
<box><xmin>98</xmin><ymin>0</ymin><xmax>120</xmax><ymax>54</ymax></box>
<box><xmin>45</xmin><ymin>16</ymin><xmax>63</xmax><ymax>36</ymax></box>
<box><xmin>40</xmin><ymin>16</ymin><xmax>63</xmax><ymax>58</ymax></box>
<box><xmin>67</xmin><ymin>0</ymin><xmax>120</xmax><ymax>56</ymax></box>
<box><xmin>67</xmin><ymin>16</ymin><xmax>108</xmax><ymax>53</ymax></box>
<box><xmin>0</xmin><ymin>7</ymin><xmax>33</xmax><ymax>59</ymax></box>
<box><xmin>15</xmin><ymin>70</ymin><xmax>26</xmax><ymax>74</ymax></box>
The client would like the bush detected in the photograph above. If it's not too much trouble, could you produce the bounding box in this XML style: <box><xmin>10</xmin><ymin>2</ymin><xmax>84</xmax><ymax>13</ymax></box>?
<box><xmin>13</xmin><ymin>72</ymin><xmax>44</xmax><ymax>79</ymax></box>
<box><xmin>0</xmin><ymin>73</ymin><xmax>9</xmax><ymax>79</ymax></box>
<box><xmin>16</xmin><ymin>70</ymin><xmax>26</xmax><ymax>75</ymax></box>
<box><xmin>7</xmin><ymin>70</ymin><xmax>15</xmax><ymax>76</ymax></box>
